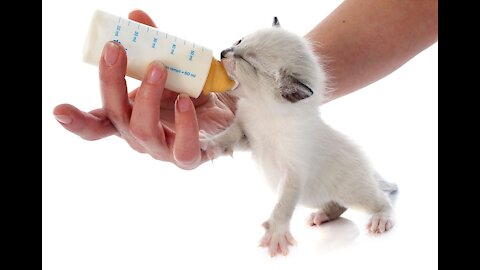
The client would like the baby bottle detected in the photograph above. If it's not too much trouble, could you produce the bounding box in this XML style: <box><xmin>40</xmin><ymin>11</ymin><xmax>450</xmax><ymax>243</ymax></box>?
<box><xmin>83</xmin><ymin>10</ymin><xmax>235</xmax><ymax>98</ymax></box>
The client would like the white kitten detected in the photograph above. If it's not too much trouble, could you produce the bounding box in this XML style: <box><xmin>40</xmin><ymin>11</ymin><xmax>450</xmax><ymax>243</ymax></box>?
<box><xmin>200</xmin><ymin>18</ymin><xmax>397</xmax><ymax>257</ymax></box>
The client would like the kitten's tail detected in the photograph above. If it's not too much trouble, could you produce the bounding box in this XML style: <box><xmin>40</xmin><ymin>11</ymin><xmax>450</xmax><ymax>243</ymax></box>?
<box><xmin>375</xmin><ymin>172</ymin><xmax>398</xmax><ymax>194</ymax></box>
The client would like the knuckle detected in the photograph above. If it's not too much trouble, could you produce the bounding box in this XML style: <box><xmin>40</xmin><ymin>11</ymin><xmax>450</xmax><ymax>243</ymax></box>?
<box><xmin>79</xmin><ymin>134</ymin><xmax>100</xmax><ymax>141</ymax></box>
<box><xmin>129</xmin><ymin>124</ymin><xmax>153</xmax><ymax>142</ymax></box>
<box><xmin>150</xmin><ymin>152</ymin><xmax>169</xmax><ymax>162</ymax></box>
<box><xmin>74</xmin><ymin>128</ymin><xmax>106</xmax><ymax>142</ymax></box>
<box><xmin>99</xmin><ymin>68</ymin><xmax>125</xmax><ymax>88</ymax></box>
<box><xmin>127</xmin><ymin>140</ymin><xmax>146</xmax><ymax>154</ymax></box>
<box><xmin>98</xmin><ymin>68</ymin><xmax>114</xmax><ymax>85</ymax></box>
<box><xmin>103</xmin><ymin>105</ymin><xmax>132</xmax><ymax>126</ymax></box>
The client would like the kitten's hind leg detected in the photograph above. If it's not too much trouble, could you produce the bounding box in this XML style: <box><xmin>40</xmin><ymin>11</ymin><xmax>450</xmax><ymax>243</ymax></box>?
<box><xmin>307</xmin><ymin>201</ymin><xmax>347</xmax><ymax>226</ymax></box>
<box><xmin>360</xmin><ymin>192</ymin><xmax>394</xmax><ymax>234</ymax></box>
<box><xmin>367</xmin><ymin>211</ymin><xmax>394</xmax><ymax>234</ymax></box>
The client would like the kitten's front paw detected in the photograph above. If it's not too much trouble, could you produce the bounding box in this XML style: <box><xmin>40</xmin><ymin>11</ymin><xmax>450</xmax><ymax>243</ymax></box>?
<box><xmin>367</xmin><ymin>213</ymin><xmax>394</xmax><ymax>234</ymax></box>
<box><xmin>259</xmin><ymin>221</ymin><xmax>296</xmax><ymax>257</ymax></box>
<box><xmin>199</xmin><ymin>130</ymin><xmax>233</xmax><ymax>160</ymax></box>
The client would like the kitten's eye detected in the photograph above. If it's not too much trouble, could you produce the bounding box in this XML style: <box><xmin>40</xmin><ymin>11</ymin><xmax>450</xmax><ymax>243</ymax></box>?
<box><xmin>234</xmin><ymin>39</ymin><xmax>243</xmax><ymax>46</ymax></box>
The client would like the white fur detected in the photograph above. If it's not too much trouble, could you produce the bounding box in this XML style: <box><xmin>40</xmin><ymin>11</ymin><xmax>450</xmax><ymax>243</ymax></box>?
<box><xmin>201</xmin><ymin>25</ymin><xmax>397</xmax><ymax>256</ymax></box>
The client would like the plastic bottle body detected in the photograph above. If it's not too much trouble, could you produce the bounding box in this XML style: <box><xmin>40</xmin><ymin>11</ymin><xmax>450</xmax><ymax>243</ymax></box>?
<box><xmin>83</xmin><ymin>10</ymin><xmax>233</xmax><ymax>98</ymax></box>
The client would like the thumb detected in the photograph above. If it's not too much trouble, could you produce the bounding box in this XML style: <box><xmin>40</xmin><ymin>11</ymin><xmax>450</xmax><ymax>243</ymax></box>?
<box><xmin>53</xmin><ymin>104</ymin><xmax>118</xmax><ymax>141</ymax></box>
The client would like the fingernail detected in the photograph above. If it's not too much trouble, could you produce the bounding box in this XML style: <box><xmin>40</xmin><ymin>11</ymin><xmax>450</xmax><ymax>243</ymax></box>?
<box><xmin>176</xmin><ymin>94</ymin><xmax>191</xmax><ymax>113</ymax></box>
<box><xmin>54</xmin><ymin>114</ymin><xmax>72</xmax><ymax>124</ymax></box>
<box><xmin>104</xmin><ymin>42</ymin><xmax>120</xmax><ymax>66</ymax></box>
<box><xmin>147</xmin><ymin>61</ymin><xmax>165</xmax><ymax>84</ymax></box>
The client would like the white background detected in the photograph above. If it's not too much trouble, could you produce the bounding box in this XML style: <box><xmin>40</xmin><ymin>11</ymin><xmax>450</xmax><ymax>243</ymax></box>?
<box><xmin>42</xmin><ymin>0</ymin><xmax>438</xmax><ymax>269</ymax></box>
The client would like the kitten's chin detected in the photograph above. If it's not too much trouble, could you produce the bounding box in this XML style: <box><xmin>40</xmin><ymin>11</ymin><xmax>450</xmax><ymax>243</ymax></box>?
<box><xmin>229</xmin><ymin>82</ymin><xmax>249</xmax><ymax>99</ymax></box>
<box><xmin>231</xmin><ymin>80</ymin><xmax>240</xmax><ymax>90</ymax></box>
<box><xmin>224</xmin><ymin>70</ymin><xmax>240</xmax><ymax>91</ymax></box>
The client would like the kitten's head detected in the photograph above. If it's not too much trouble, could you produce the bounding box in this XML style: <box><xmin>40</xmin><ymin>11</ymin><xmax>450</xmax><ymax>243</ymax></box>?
<box><xmin>221</xmin><ymin>18</ymin><xmax>326</xmax><ymax>104</ymax></box>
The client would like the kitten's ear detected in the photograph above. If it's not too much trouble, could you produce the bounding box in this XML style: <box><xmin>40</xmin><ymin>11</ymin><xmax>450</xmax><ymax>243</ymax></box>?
<box><xmin>273</xmin><ymin>17</ymin><xmax>280</xmax><ymax>27</ymax></box>
<box><xmin>278</xmin><ymin>69</ymin><xmax>314</xmax><ymax>103</ymax></box>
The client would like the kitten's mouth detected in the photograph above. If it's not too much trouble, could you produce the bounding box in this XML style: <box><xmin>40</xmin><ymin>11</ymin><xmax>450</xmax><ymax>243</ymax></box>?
<box><xmin>221</xmin><ymin>54</ymin><xmax>258</xmax><ymax>92</ymax></box>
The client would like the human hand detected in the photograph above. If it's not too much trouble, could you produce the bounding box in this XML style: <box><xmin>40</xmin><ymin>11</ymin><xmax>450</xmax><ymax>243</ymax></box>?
<box><xmin>53</xmin><ymin>10</ymin><xmax>236</xmax><ymax>169</ymax></box>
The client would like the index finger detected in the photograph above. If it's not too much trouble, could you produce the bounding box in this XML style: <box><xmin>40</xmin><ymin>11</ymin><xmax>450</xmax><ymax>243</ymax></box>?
<box><xmin>99</xmin><ymin>41</ymin><xmax>130</xmax><ymax>133</ymax></box>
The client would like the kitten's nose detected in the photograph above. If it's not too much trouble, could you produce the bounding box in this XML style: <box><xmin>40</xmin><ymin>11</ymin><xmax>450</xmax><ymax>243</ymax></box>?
<box><xmin>221</xmin><ymin>48</ymin><xmax>233</xmax><ymax>59</ymax></box>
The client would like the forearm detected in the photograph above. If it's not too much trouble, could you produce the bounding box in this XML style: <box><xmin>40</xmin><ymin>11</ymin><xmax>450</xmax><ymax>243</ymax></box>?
<box><xmin>306</xmin><ymin>0</ymin><xmax>438</xmax><ymax>102</ymax></box>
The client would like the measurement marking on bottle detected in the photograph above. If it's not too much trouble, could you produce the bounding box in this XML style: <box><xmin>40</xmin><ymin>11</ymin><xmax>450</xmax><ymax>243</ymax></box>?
<box><xmin>133</xmin><ymin>30</ymin><xmax>139</xmax><ymax>42</ymax></box>
<box><xmin>152</xmin><ymin>37</ymin><xmax>158</xmax><ymax>48</ymax></box>
<box><xmin>189</xmin><ymin>50</ymin><xmax>195</xmax><ymax>61</ymax></box>
<box><xmin>165</xmin><ymin>65</ymin><xmax>197</xmax><ymax>79</ymax></box>
<box><xmin>114</xmin><ymin>25</ymin><xmax>121</xmax><ymax>37</ymax></box>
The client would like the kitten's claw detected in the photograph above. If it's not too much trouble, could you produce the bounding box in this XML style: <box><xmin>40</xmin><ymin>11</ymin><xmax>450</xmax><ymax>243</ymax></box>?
<box><xmin>367</xmin><ymin>213</ymin><xmax>393</xmax><ymax>233</ymax></box>
<box><xmin>259</xmin><ymin>221</ymin><xmax>296</xmax><ymax>257</ymax></box>
<box><xmin>307</xmin><ymin>211</ymin><xmax>330</xmax><ymax>226</ymax></box>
